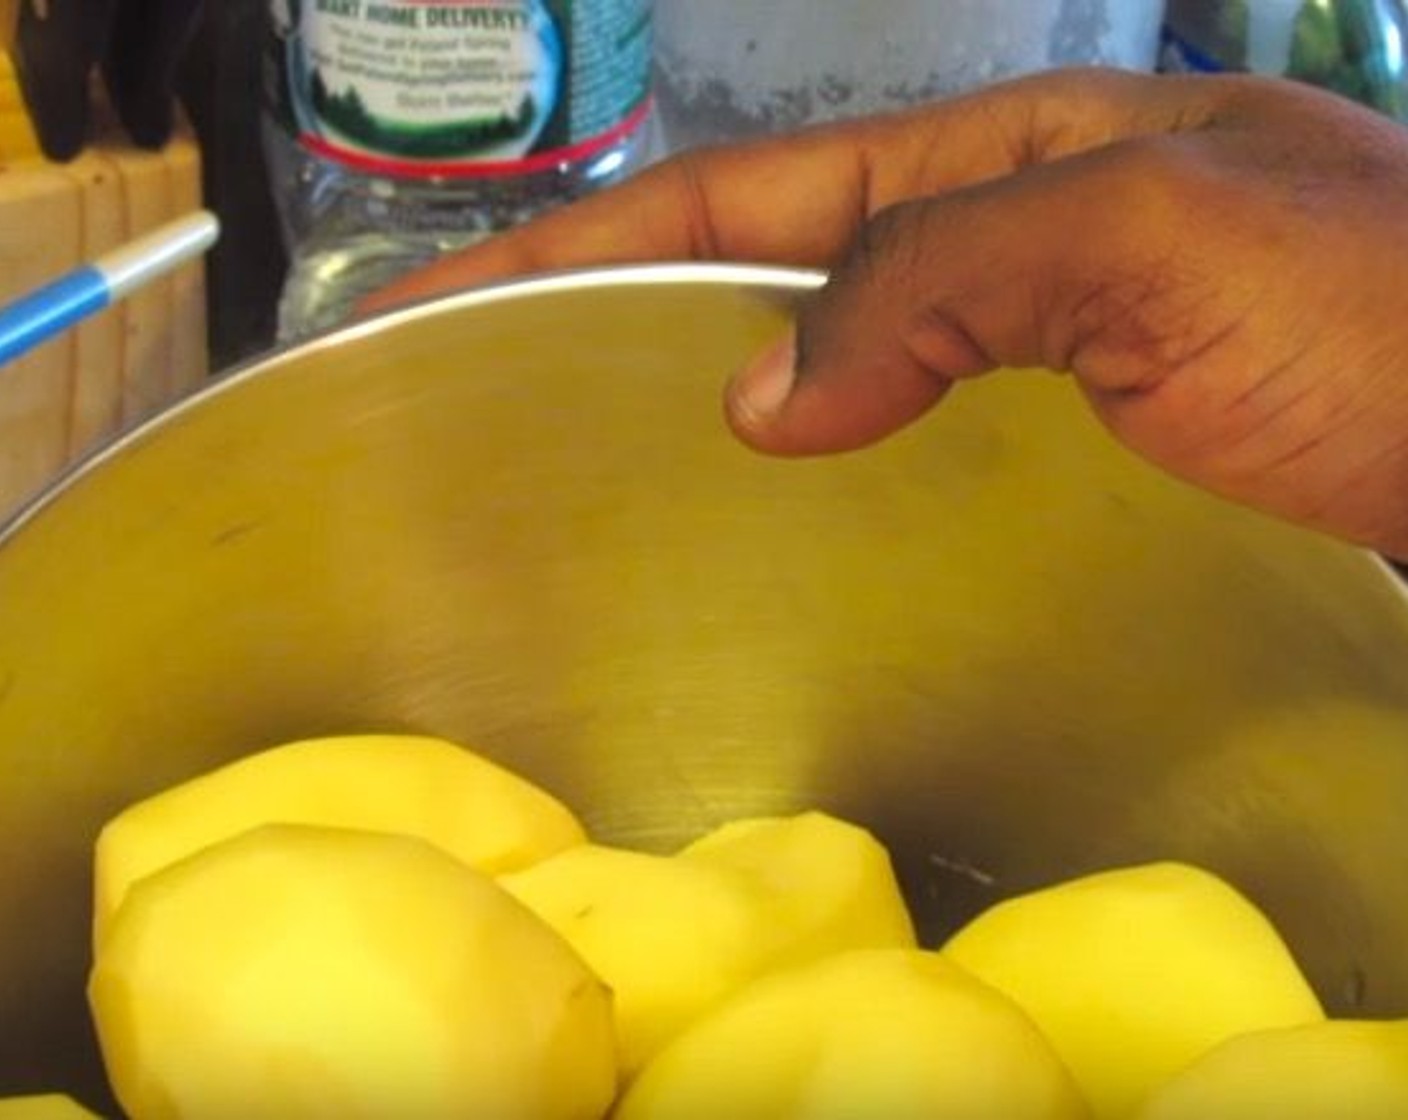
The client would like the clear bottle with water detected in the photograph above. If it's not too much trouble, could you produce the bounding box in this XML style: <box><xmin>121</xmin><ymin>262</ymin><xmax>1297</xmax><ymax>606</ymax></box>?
<box><xmin>262</xmin><ymin>0</ymin><xmax>655</xmax><ymax>342</ymax></box>
<box><xmin>1160</xmin><ymin>0</ymin><xmax>1408</xmax><ymax>121</ymax></box>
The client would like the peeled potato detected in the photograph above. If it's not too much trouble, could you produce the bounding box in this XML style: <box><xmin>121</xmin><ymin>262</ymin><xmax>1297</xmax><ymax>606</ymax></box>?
<box><xmin>0</xmin><ymin>1096</ymin><xmax>102</xmax><ymax>1119</ymax></box>
<box><xmin>615</xmin><ymin>948</ymin><xmax>1088</xmax><ymax>1120</ymax></box>
<box><xmin>943</xmin><ymin>861</ymin><xmax>1324</xmax><ymax>1119</ymax></box>
<box><xmin>502</xmin><ymin>813</ymin><xmax>916</xmax><ymax>1073</ymax></box>
<box><xmin>1137</xmin><ymin>1019</ymin><xmax>1408</xmax><ymax>1120</ymax></box>
<box><xmin>678</xmin><ymin>811</ymin><xmax>917</xmax><ymax>963</ymax></box>
<box><xmin>93</xmin><ymin>734</ymin><xmax>584</xmax><ymax>944</ymax></box>
<box><xmin>501</xmin><ymin>844</ymin><xmax>770</xmax><ymax>1073</ymax></box>
<box><xmin>88</xmin><ymin>823</ymin><xmax>617</xmax><ymax>1120</ymax></box>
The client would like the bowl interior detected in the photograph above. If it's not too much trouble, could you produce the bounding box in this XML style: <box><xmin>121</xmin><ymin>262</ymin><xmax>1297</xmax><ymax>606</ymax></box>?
<box><xmin>3</xmin><ymin>266</ymin><xmax>1408</xmax><ymax>1102</ymax></box>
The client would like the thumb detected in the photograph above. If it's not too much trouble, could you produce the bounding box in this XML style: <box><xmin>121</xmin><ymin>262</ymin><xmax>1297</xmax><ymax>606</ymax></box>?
<box><xmin>723</xmin><ymin>142</ymin><xmax>1172</xmax><ymax>455</ymax></box>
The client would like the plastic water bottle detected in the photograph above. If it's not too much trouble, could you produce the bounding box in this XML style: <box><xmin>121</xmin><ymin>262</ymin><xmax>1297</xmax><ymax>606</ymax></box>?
<box><xmin>1160</xmin><ymin>0</ymin><xmax>1408</xmax><ymax>121</ymax></box>
<box><xmin>263</xmin><ymin>0</ymin><xmax>655</xmax><ymax>341</ymax></box>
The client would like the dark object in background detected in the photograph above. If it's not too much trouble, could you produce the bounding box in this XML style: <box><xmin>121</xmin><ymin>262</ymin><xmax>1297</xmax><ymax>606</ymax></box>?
<box><xmin>12</xmin><ymin>0</ymin><xmax>117</xmax><ymax>161</ymax></box>
<box><xmin>175</xmin><ymin>0</ymin><xmax>286</xmax><ymax>368</ymax></box>
<box><xmin>14</xmin><ymin>0</ymin><xmax>206</xmax><ymax>158</ymax></box>
<box><xmin>102</xmin><ymin>0</ymin><xmax>205</xmax><ymax>148</ymax></box>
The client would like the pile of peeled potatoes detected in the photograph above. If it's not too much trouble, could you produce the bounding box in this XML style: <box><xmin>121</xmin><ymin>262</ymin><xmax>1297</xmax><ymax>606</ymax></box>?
<box><xmin>4</xmin><ymin>734</ymin><xmax>1406</xmax><ymax>1119</ymax></box>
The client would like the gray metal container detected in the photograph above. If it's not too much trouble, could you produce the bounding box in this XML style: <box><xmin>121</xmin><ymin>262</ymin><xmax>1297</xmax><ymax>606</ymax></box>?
<box><xmin>2</xmin><ymin>266</ymin><xmax>1408</xmax><ymax>1106</ymax></box>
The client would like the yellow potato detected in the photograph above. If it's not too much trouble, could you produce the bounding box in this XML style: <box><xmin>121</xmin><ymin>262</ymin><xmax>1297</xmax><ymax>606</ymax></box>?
<box><xmin>943</xmin><ymin>861</ymin><xmax>1324</xmax><ymax>1119</ymax></box>
<box><xmin>615</xmin><ymin>948</ymin><xmax>1088</xmax><ymax>1120</ymax></box>
<box><xmin>502</xmin><ymin>813</ymin><xmax>916</xmax><ymax>1073</ymax></box>
<box><xmin>0</xmin><ymin>1096</ymin><xmax>101</xmax><ymax>1119</ymax></box>
<box><xmin>677</xmin><ymin>811</ymin><xmax>917</xmax><ymax>963</ymax></box>
<box><xmin>93</xmin><ymin>734</ymin><xmax>584</xmax><ymax>944</ymax></box>
<box><xmin>1137</xmin><ymin>1019</ymin><xmax>1408</xmax><ymax>1120</ymax></box>
<box><xmin>89</xmin><ymin>823</ymin><xmax>617</xmax><ymax>1120</ymax></box>
<box><xmin>501</xmin><ymin>844</ymin><xmax>769</xmax><ymax>1074</ymax></box>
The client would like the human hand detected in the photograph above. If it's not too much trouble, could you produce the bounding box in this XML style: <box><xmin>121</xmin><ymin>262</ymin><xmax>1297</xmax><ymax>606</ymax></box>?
<box><xmin>365</xmin><ymin>69</ymin><xmax>1408</xmax><ymax>560</ymax></box>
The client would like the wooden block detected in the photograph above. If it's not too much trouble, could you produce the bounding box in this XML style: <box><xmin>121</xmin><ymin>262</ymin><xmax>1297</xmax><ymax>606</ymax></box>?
<box><xmin>93</xmin><ymin>134</ymin><xmax>175</xmax><ymax>429</ymax></box>
<box><xmin>0</xmin><ymin>163</ymin><xmax>82</xmax><ymax>520</ymax></box>
<box><xmin>0</xmin><ymin>48</ymin><xmax>42</xmax><ymax>163</ymax></box>
<box><xmin>163</xmin><ymin>125</ymin><xmax>207</xmax><ymax>398</ymax></box>
<box><xmin>0</xmin><ymin>83</ymin><xmax>209</xmax><ymax>520</ymax></box>
<box><xmin>60</xmin><ymin>147</ymin><xmax>127</xmax><ymax>458</ymax></box>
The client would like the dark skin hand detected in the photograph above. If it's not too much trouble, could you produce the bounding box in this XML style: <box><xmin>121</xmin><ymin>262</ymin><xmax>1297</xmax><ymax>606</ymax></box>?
<box><xmin>365</xmin><ymin>68</ymin><xmax>1408</xmax><ymax>561</ymax></box>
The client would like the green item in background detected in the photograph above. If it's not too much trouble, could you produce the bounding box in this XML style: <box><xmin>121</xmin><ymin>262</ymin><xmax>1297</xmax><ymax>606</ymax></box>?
<box><xmin>1160</xmin><ymin>0</ymin><xmax>1408</xmax><ymax>123</ymax></box>
<box><xmin>1287</xmin><ymin>0</ymin><xmax>1408</xmax><ymax>121</ymax></box>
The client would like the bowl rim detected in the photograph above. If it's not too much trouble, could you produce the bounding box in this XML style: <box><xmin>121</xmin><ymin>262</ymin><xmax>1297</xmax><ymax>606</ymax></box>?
<box><xmin>0</xmin><ymin>262</ymin><xmax>827</xmax><ymax>545</ymax></box>
<box><xmin>2</xmin><ymin>259</ymin><xmax>1404</xmax><ymax>602</ymax></box>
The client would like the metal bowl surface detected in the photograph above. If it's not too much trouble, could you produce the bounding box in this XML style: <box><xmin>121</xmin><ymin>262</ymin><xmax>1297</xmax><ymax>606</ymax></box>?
<box><xmin>2</xmin><ymin>264</ymin><xmax>1407</xmax><ymax>1099</ymax></box>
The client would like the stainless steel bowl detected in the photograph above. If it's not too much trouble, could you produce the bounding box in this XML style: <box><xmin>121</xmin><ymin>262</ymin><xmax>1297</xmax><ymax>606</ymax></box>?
<box><xmin>3</xmin><ymin>265</ymin><xmax>1408</xmax><ymax>1102</ymax></box>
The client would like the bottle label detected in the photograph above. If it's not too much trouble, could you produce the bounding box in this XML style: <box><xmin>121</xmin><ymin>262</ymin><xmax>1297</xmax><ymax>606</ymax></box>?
<box><xmin>267</xmin><ymin>0</ymin><xmax>652</xmax><ymax>179</ymax></box>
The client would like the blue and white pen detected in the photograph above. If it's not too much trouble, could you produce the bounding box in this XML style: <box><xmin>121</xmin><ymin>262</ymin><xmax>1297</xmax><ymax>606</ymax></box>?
<box><xmin>0</xmin><ymin>210</ymin><xmax>221</xmax><ymax>369</ymax></box>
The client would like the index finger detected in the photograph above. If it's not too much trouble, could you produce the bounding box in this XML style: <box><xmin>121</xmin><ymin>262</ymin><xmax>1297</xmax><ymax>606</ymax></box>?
<box><xmin>358</xmin><ymin>122</ymin><xmax>891</xmax><ymax>312</ymax></box>
<box><xmin>359</xmin><ymin>69</ymin><xmax>1220</xmax><ymax>313</ymax></box>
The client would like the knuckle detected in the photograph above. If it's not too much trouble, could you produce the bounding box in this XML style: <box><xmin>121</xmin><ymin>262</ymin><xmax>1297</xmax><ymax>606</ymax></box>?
<box><xmin>853</xmin><ymin>202</ymin><xmax>916</xmax><ymax>269</ymax></box>
<box><xmin>1097</xmin><ymin>135</ymin><xmax>1224</xmax><ymax>220</ymax></box>
<box><xmin>846</xmin><ymin>199</ymin><xmax>934</xmax><ymax>302</ymax></box>
<box><xmin>658</xmin><ymin>150</ymin><xmax>725</xmax><ymax>259</ymax></box>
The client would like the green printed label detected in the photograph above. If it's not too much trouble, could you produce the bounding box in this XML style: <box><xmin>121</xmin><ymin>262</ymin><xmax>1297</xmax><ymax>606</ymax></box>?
<box><xmin>268</xmin><ymin>0</ymin><xmax>652</xmax><ymax>176</ymax></box>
